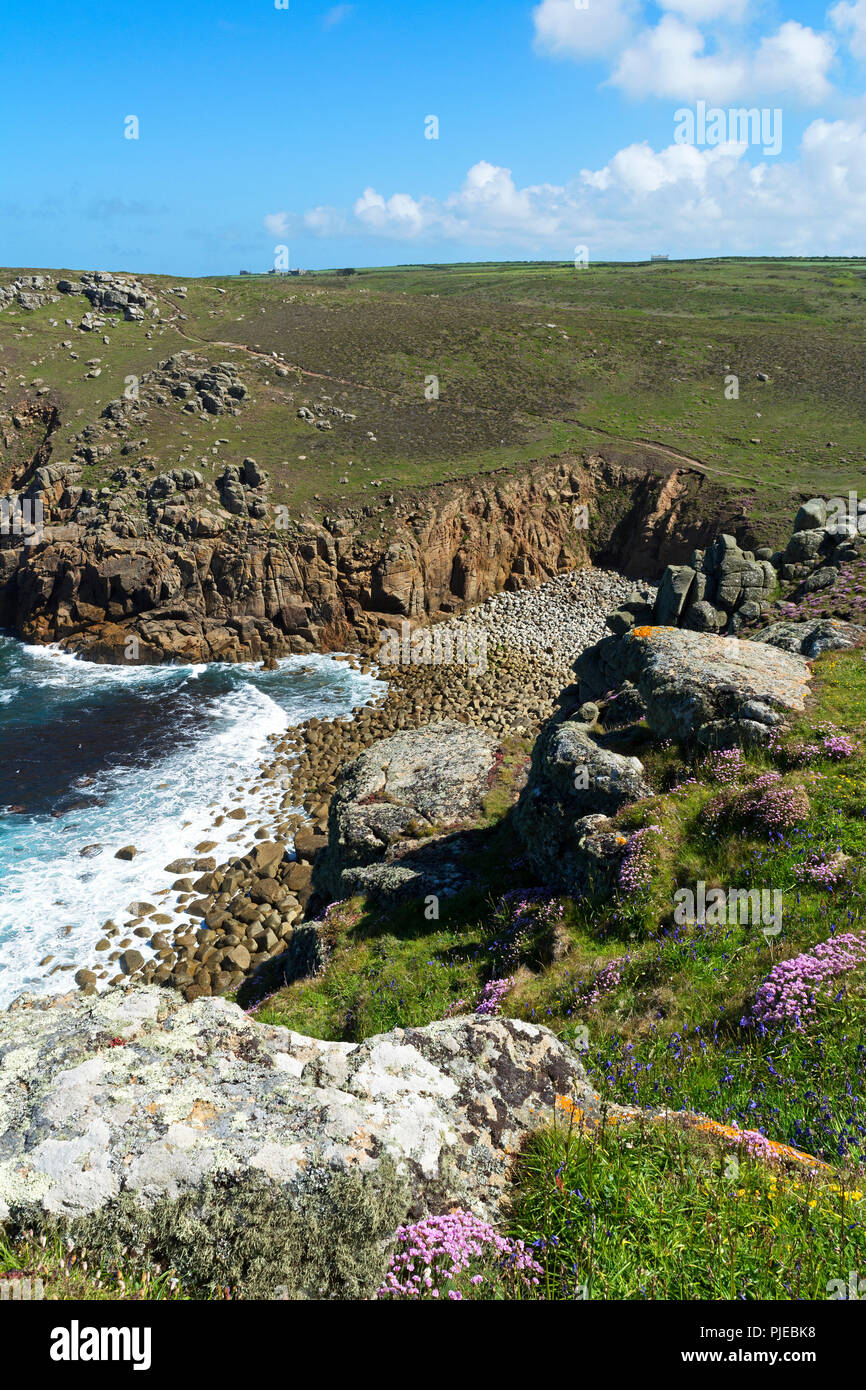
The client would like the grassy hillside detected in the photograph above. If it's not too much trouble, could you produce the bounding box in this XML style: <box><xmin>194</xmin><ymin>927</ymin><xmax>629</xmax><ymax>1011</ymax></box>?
<box><xmin>2</xmin><ymin>258</ymin><xmax>865</xmax><ymax>537</ymax></box>
<box><xmin>242</xmin><ymin>644</ymin><xmax>866</xmax><ymax>1298</ymax></box>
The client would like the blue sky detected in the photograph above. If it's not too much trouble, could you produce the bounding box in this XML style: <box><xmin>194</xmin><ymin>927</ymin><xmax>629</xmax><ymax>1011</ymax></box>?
<box><xmin>2</xmin><ymin>0</ymin><xmax>865</xmax><ymax>273</ymax></box>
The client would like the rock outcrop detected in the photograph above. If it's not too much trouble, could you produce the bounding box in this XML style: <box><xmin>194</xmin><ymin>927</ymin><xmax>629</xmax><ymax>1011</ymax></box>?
<box><xmin>63</xmin><ymin>272</ymin><xmax>155</xmax><ymax>325</ymax></box>
<box><xmin>514</xmin><ymin>718</ymin><xmax>651</xmax><ymax>890</ymax></box>
<box><xmin>780</xmin><ymin>496</ymin><xmax>865</xmax><ymax>585</ymax></box>
<box><xmin>0</xmin><ymin>985</ymin><xmax>600</xmax><ymax>1298</ymax></box>
<box><xmin>577</xmin><ymin>626</ymin><xmax>812</xmax><ymax>747</ymax></box>
<box><xmin>314</xmin><ymin>721</ymin><xmax>499</xmax><ymax>904</ymax></box>
<box><xmin>641</xmin><ymin>533</ymin><xmax>776</xmax><ymax>635</ymax></box>
<box><xmin>626</xmin><ymin>498</ymin><xmax>866</xmax><ymax>638</ymax></box>
<box><xmin>0</xmin><ymin>275</ymin><xmax>61</xmax><ymax>314</ymax></box>
<box><xmin>753</xmin><ymin>618</ymin><xmax>866</xmax><ymax>659</ymax></box>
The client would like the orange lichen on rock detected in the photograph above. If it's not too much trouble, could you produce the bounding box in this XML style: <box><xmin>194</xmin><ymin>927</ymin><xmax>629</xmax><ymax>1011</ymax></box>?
<box><xmin>673</xmin><ymin>1115</ymin><xmax>832</xmax><ymax>1170</ymax></box>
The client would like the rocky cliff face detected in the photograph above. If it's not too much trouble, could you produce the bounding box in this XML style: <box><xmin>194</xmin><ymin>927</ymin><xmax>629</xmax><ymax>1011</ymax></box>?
<box><xmin>0</xmin><ymin>446</ymin><xmax>743</xmax><ymax>664</ymax></box>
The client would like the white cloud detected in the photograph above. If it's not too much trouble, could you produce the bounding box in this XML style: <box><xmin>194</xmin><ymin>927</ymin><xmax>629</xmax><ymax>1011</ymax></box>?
<box><xmin>611</xmin><ymin>15</ymin><xmax>834</xmax><ymax>101</ymax></box>
<box><xmin>582</xmin><ymin>139</ymin><xmax>739</xmax><ymax>194</ymax></box>
<box><xmin>578</xmin><ymin>121</ymin><xmax>866</xmax><ymax>250</ymax></box>
<box><xmin>534</xmin><ymin>1</ymin><xmax>835</xmax><ymax>104</ymax></box>
<box><xmin>354</xmin><ymin>187</ymin><xmax>427</xmax><ymax>234</ymax></box>
<box><xmin>752</xmin><ymin>21</ymin><xmax>835</xmax><ymax>103</ymax></box>
<box><xmin>345</xmin><ymin>163</ymin><xmax>570</xmax><ymax>241</ymax></box>
<box><xmin>274</xmin><ymin>127</ymin><xmax>866</xmax><ymax>256</ymax></box>
<box><xmin>611</xmin><ymin>15</ymin><xmax>748</xmax><ymax>101</ymax></box>
<box><xmin>830</xmin><ymin>0</ymin><xmax>866</xmax><ymax>60</ymax></box>
<box><xmin>532</xmin><ymin>0</ymin><xmax>639</xmax><ymax>58</ymax></box>
<box><xmin>263</xmin><ymin>212</ymin><xmax>290</xmax><ymax>236</ymax></box>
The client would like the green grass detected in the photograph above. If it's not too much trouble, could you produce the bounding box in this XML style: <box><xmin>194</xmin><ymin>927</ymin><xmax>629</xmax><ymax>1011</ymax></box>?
<box><xmin>255</xmin><ymin>896</ymin><xmax>488</xmax><ymax>1041</ymax></box>
<box><xmin>3</xmin><ymin>257</ymin><xmax>866</xmax><ymax>536</ymax></box>
<box><xmin>0</xmin><ymin>1226</ymin><xmax>204</xmax><ymax>1301</ymax></box>
<box><xmin>505</xmin><ymin>1113</ymin><xmax>866</xmax><ymax>1301</ymax></box>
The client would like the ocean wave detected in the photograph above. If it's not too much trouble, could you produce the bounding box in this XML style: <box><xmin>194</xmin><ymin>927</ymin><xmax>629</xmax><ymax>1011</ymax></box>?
<box><xmin>0</xmin><ymin>641</ymin><xmax>384</xmax><ymax>1006</ymax></box>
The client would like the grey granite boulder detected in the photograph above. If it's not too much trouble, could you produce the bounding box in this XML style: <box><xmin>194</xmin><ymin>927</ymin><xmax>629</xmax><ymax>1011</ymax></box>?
<box><xmin>605</xmin><ymin>595</ymin><xmax>655</xmax><ymax>634</ymax></box>
<box><xmin>514</xmin><ymin>720</ymin><xmax>651</xmax><ymax>890</ymax></box>
<box><xmin>654</xmin><ymin>565</ymin><xmax>696</xmax><ymax>625</ymax></box>
<box><xmin>753</xmin><ymin>618</ymin><xmax>865</xmax><ymax>659</ymax></box>
<box><xmin>682</xmin><ymin>599</ymin><xmax>726</xmax><ymax>632</ymax></box>
<box><xmin>782</xmin><ymin>527</ymin><xmax>830</xmax><ymax>567</ymax></box>
<box><xmin>799</xmin><ymin>566</ymin><xmax>839</xmax><ymax>594</ymax></box>
<box><xmin>794</xmin><ymin>497</ymin><xmax>827</xmax><ymax>533</ymax></box>
<box><xmin>0</xmin><ymin>986</ymin><xmax>600</xmax><ymax>1298</ymax></box>
<box><xmin>314</xmin><ymin>721</ymin><xmax>498</xmax><ymax>904</ymax></box>
<box><xmin>576</xmin><ymin>627</ymin><xmax>811</xmax><ymax>748</ymax></box>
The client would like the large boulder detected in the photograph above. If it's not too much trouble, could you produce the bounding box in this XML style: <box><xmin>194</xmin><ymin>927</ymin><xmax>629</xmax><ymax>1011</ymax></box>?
<box><xmin>653</xmin><ymin>565</ymin><xmax>696</xmax><ymax>625</ymax></box>
<box><xmin>783</xmin><ymin>528</ymin><xmax>828</xmax><ymax>567</ymax></box>
<box><xmin>650</xmin><ymin>535</ymin><xmax>775</xmax><ymax>633</ymax></box>
<box><xmin>576</xmin><ymin>627</ymin><xmax>811</xmax><ymax>748</ymax></box>
<box><xmin>794</xmin><ymin>497</ymin><xmax>827</xmax><ymax>533</ymax></box>
<box><xmin>0</xmin><ymin>986</ymin><xmax>600</xmax><ymax>1298</ymax></box>
<box><xmin>682</xmin><ymin>598</ymin><xmax>726</xmax><ymax>632</ymax></box>
<box><xmin>605</xmin><ymin>595</ymin><xmax>655</xmax><ymax>635</ymax></box>
<box><xmin>514</xmin><ymin>720</ymin><xmax>651</xmax><ymax>890</ymax></box>
<box><xmin>754</xmin><ymin>618</ymin><xmax>865</xmax><ymax>659</ymax></box>
<box><xmin>314</xmin><ymin>722</ymin><xmax>499</xmax><ymax>904</ymax></box>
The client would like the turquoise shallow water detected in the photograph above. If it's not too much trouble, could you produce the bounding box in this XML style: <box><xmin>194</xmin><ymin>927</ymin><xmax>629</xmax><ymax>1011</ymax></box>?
<box><xmin>0</xmin><ymin>636</ymin><xmax>382</xmax><ymax>1005</ymax></box>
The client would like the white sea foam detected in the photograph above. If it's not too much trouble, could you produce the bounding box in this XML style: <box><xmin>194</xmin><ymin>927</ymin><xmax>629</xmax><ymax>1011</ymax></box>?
<box><xmin>0</xmin><ymin>648</ymin><xmax>384</xmax><ymax>1006</ymax></box>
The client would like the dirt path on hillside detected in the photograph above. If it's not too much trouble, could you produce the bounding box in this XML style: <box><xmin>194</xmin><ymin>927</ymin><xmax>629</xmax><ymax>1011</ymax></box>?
<box><xmin>160</xmin><ymin>293</ymin><xmax>767</xmax><ymax>492</ymax></box>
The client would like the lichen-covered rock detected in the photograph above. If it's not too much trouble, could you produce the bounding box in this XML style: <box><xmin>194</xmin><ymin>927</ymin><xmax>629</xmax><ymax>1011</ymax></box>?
<box><xmin>782</xmin><ymin>527</ymin><xmax>831</xmax><ymax>567</ymax></box>
<box><xmin>683</xmin><ymin>598</ymin><xmax>726</xmax><ymax>632</ymax></box>
<box><xmin>0</xmin><ymin>986</ymin><xmax>599</xmax><ymax>1298</ymax></box>
<box><xmin>576</xmin><ymin>626</ymin><xmax>811</xmax><ymax>748</ymax></box>
<box><xmin>649</xmin><ymin>535</ymin><xmax>775</xmax><ymax>633</ymax></box>
<box><xmin>515</xmin><ymin>720</ymin><xmax>650</xmax><ymax>889</ymax></box>
<box><xmin>753</xmin><ymin>618</ymin><xmax>865</xmax><ymax>659</ymax></box>
<box><xmin>314</xmin><ymin>721</ymin><xmax>498</xmax><ymax>904</ymax></box>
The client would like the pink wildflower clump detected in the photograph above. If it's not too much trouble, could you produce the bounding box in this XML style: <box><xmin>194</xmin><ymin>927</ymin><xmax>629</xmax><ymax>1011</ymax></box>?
<box><xmin>701</xmin><ymin>772</ymin><xmax>809</xmax><ymax>834</ymax></box>
<box><xmin>785</xmin><ymin>728</ymin><xmax>858</xmax><ymax>766</ymax></box>
<box><xmin>617</xmin><ymin>825</ymin><xmax>662</xmax><ymax>893</ymax></box>
<box><xmin>794</xmin><ymin>853</ymin><xmax>846</xmax><ymax>889</ymax></box>
<box><xmin>377</xmin><ymin>1211</ymin><xmax>543</xmax><ymax>1300</ymax></box>
<box><xmin>585</xmin><ymin>955</ymin><xmax>628</xmax><ymax>1007</ymax></box>
<box><xmin>474</xmin><ymin>977</ymin><xmax>514</xmax><ymax>1016</ymax></box>
<box><xmin>703</xmin><ymin>747</ymin><xmax>746</xmax><ymax>785</ymax></box>
<box><xmin>738</xmin><ymin>1129</ymin><xmax>775</xmax><ymax>1162</ymax></box>
<box><xmin>783</xmin><ymin>741</ymin><xmax>823</xmax><ymax>768</ymax></box>
<box><xmin>742</xmin><ymin>933</ymin><xmax>866</xmax><ymax>1031</ymax></box>
<box><xmin>821</xmin><ymin>733</ymin><xmax>858</xmax><ymax>760</ymax></box>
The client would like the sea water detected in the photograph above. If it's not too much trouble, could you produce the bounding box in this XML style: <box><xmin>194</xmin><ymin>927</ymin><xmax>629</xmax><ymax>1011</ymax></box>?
<box><xmin>0</xmin><ymin>635</ymin><xmax>383</xmax><ymax>1006</ymax></box>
